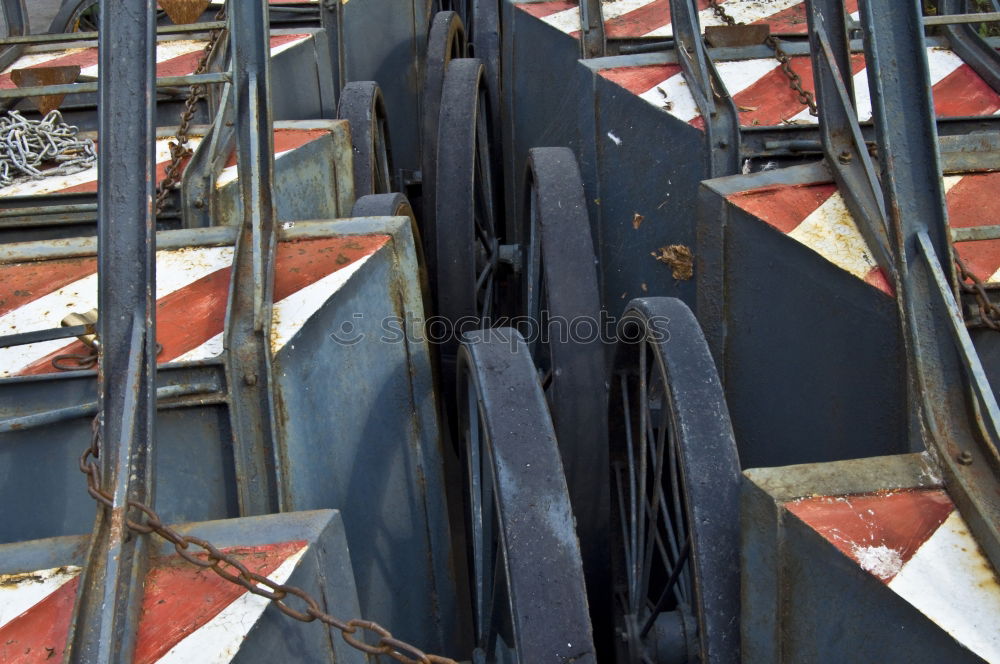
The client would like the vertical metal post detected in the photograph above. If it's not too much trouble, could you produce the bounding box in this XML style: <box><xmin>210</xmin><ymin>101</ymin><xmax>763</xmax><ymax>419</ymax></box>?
<box><xmin>579</xmin><ymin>0</ymin><xmax>606</xmax><ymax>58</ymax></box>
<box><xmin>224</xmin><ymin>0</ymin><xmax>282</xmax><ymax>514</ymax></box>
<box><xmin>0</xmin><ymin>0</ymin><xmax>28</xmax><ymax>70</ymax></box>
<box><xmin>861</xmin><ymin>0</ymin><xmax>1000</xmax><ymax>571</ymax></box>
<box><xmin>806</xmin><ymin>0</ymin><xmax>894</xmax><ymax>280</ymax></box>
<box><xmin>63</xmin><ymin>0</ymin><xmax>158</xmax><ymax>661</ymax></box>
<box><xmin>669</xmin><ymin>0</ymin><xmax>739</xmax><ymax>177</ymax></box>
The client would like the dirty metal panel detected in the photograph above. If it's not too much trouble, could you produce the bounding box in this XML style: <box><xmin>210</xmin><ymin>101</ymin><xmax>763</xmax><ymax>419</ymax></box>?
<box><xmin>742</xmin><ymin>456</ymin><xmax>997</xmax><ymax>664</ymax></box>
<box><xmin>594</xmin><ymin>46</ymin><xmax>1000</xmax><ymax>128</ymax></box>
<box><xmin>696</xmin><ymin>167</ymin><xmax>908</xmax><ymax>469</ymax></box>
<box><xmin>270</xmin><ymin>217</ymin><xmax>460</xmax><ymax>654</ymax></box>
<box><xmin>0</xmin><ymin>511</ymin><xmax>365</xmax><ymax>663</ymax></box>
<box><xmin>515</xmin><ymin>0</ymin><xmax>839</xmax><ymax>40</ymax></box>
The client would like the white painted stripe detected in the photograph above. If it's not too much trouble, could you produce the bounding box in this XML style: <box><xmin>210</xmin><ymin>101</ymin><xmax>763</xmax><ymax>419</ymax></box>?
<box><xmin>215</xmin><ymin>148</ymin><xmax>294</xmax><ymax>189</ymax></box>
<box><xmin>0</xmin><ymin>48</ymin><xmax>89</xmax><ymax>75</ymax></box>
<box><xmin>539</xmin><ymin>0</ymin><xmax>657</xmax><ymax>35</ymax></box>
<box><xmin>787</xmin><ymin>190</ymin><xmax>877</xmax><ymax>280</ymax></box>
<box><xmin>0</xmin><ymin>245</ymin><xmax>233</xmax><ymax>376</ymax></box>
<box><xmin>785</xmin><ymin>46</ymin><xmax>965</xmax><ymax>124</ymax></box>
<box><xmin>172</xmin><ymin>332</ymin><xmax>224</xmax><ymax>363</ymax></box>
<box><xmin>79</xmin><ymin>39</ymin><xmax>209</xmax><ymax>78</ymax></box>
<box><xmin>642</xmin><ymin>0</ymin><xmax>803</xmax><ymax>38</ymax></box>
<box><xmin>269</xmin><ymin>253</ymin><xmax>374</xmax><ymax>354</ymax></box>
<box><xmin>639</xmin><ymin>57</ymin><xmax>779</xmax><ymax>122</ymax></box>
<box><xmin>0</xmin><ymin>136</ymin><xmax>202</xmax><ymax>198</ymax></box>
<box><xmin>0</xmin><ymin>566</ymin><xmax>81</xmax><ymax>630</ymax></box>
<box><xmin>155</xmin><ymin>546</ymin><xmax>307</xmax><ymax>664</ymax></box>
<box><xmin>270</xmin><ymin>35</ymin><xmax>312</xmax><ymax>58</ymax></box>
<box><xmin>888</xmin><ymin>511</ymin><xmax>1000</xmax><ymax>664</ymax></box>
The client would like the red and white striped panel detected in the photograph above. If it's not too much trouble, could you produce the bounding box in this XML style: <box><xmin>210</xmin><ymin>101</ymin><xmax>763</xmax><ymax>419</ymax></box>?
<box><xmin>599</xmin><ymin>46</ymin><xmax>1000</xmax><ymax>128</ymax></box>
<box><xmin>787</xmin><ymin>489</ymin><xmax>1000</xmax><ymax>662</ymax></box>
<box><xmin>0</xmin><ymin>540</ymin><xmax>307</xmax><ymax>663</ymax></box>
<box><xmin>0</xmin><ymin>34</ymin><xmax>309</xmax><ymax>92</ymax></box>
<box><xmin>0</xmin><ymin>233</ymin><xmax>390</xmax><ymax>377</ymax></box>
<box><xmin>0</xmin><ymin>127</ymin><xmax>328</xmax><ymax>198</ymax></box>
<box><xmin>725</xmin><ymin>171</ymin><xmax>1000</xmax><ymax>295</ymax></box>
<box><xmin>518</xmin><ymin>0</ymin><xmax>842</xmax><ymax>39</ymax></box>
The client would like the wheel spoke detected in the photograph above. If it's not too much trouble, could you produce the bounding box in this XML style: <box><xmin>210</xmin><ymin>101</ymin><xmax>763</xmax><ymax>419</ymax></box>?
<box><xmin>621</xmin><ymin>373</ymin><xmax>640</xmax><ymax>615</ymax></box>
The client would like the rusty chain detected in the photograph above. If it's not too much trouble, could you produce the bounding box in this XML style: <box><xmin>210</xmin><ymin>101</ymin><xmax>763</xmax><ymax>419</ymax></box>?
<box><xmin>706</xmin><ymin>0</ymin><xmax>819</xmax><ymax>116</ymax></box>
<box><xmin>956</xmin><ymin>255</ymin><xmax>1000</xmax><ymax>330</ymax></box>
<box><xmin>79</xmin><ymin>416</ymin><xmax>457</xmax><ymax>664</ymax></box>
<box><xmin>154</xmin><ymin>6</ymin><xmax>227</xmax><ymax>215</ymax></box>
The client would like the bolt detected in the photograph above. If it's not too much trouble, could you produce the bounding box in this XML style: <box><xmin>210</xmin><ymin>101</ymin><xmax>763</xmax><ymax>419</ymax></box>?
<box><xmin>957</xmin><ymin>450</ymin><xmax>973</xmax><ymax>465</ymax></box>
<box><xmin>243</xmin><ymin>372</ymin><xmax>258</xmax><ymax>386</ymax></box>
<box><xmin>838</xmin><ymin>150</ymin><xmax>852</xmax><ymax>164</ymax></box>
<box><xmin>194</xmin><ymin>198</ymin><xmax>205</xmax><ymax>209</ymax></box>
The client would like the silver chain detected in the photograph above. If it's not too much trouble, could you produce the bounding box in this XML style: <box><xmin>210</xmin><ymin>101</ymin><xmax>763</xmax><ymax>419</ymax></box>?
<box><xmin>0</xmin><ymin>110</ymin><xmax>96</xmax><ymax>189</ymax></box>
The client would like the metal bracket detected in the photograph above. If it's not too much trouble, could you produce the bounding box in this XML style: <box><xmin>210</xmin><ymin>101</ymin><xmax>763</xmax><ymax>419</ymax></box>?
<box><xmin>579</xmin><ymin>0</ymin><xmax>606</xmax><ymax>59</ymax></box>
<box><xmin>807</xmin><ymin>3</ymin><xmax>896</xmax><ymax>284</ymax></box>
<box><xmin>860</xmin><ymin>0</ymin><xmax>1000</xmax><ymax>573</ymax></box>
<box><xmin>669</xmin><ymin>0</ymin><xmax>740</xmax><ymax>177</ymax></box>
<box><xmin>937</xmin><ymin>0</ymin><xmax>1000</xmax><ymax>95</ymax></box>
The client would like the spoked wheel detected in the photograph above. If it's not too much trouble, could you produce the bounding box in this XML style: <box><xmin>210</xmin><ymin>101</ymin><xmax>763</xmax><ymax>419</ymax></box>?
<box><xmin>49</xmin><ymin>0</ymin><xmax>99</xmax><ymax>33</ymax></box>
<box><xmin>609</xmin><ymin>298</ymin><xmax>740</xmax><ymax>664</ymax></box>
<box><xmin>421</xmin><ymin>11</ymin><xmax>467</xmax><ymax>274</ymax></box>
<box><xmin>435</xmin><ymin>58</ymin><xmax>509</xmax><ymax>354</ymax></box>
<box><xmin>458</xmin><ymin>328</ymin><xmax>597</xmax><ymax>663</ymax></box>
<box><xmin>338</xmin><ymin>81</ymin><xmax>394</xmax><ymax>197</ymax></box>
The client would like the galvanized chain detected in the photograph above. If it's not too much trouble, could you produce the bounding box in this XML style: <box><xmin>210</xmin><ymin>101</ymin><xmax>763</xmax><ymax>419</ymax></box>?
<box><xmin>79</xmin><ymin>417</ymin><xmax>458</xmax><ymax>664</ymax></box>
<box><xmin>956</xmin><ymin>255</ymin><xmax>1000</xmax><ymax>329</ymax></box>
<box><xmin>154</xmin><ymin>6</ymin><xmax>228</xmax><ymax>215</ymax></box>
<box><xmin>0</xmin><ymin>110</ymin><xmax>96</xmax><ymax>189</ymax></box>
<box><xmin>706</xmin><ymin>0</ymin><xmax>819</xmax><ymax>116</ymax></box>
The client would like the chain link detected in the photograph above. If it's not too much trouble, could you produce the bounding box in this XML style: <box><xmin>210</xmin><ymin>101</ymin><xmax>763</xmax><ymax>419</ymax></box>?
<box><xmin>0</xmin><ymin>110</ymin><xmax>96</xmax><ymax>189</ymax></box>
<box><xmin>154</xmin><ymin>6</ymin><xmax>227</xmax><ymax>216</ymax></box>
<box><xmin>956</xmin><ymin>255</ymin><xmax>1000</xmax><ymax>330</ymax></box>
<box><xmin>706</xmin><ymin>0</ymin><xmax>818</xmax><ymax>116</ymax></box>
<box><xmin>79</xmin><ymin>417</ymin><xmax>458</xmax><ymax>664</ymax></box>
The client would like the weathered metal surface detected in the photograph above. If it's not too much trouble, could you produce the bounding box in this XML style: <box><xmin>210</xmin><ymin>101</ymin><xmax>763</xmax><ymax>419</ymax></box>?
<box><xmin>742</xmin><ymin>455</ymin><xmax>995</xmax><ymax>664</ymax></box>
<box><xmin>10</xmin><ymin>66</ymin><xmax>80</xmax><ymax>114</ymax></box>
<box><xmin>0</xmin><ymin>510</ymin><xmax>366</xmax><ymax>663</ymax></box>
<box><xmin>160</xmin><ymin>0</ymin><xmax>211</xmax><ymax>26</ymax></box>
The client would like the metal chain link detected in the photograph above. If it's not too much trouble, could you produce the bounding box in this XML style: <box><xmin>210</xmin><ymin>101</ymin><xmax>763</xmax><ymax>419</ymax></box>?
<box><xmin>706</xmin><ymin>0</ymin><xmax>819</xmax><ymax>116</ymax></box>
<box><xmin>956</xmin><ymin>255</ymin><xmax>1000</xmax><ymax>329</ymax></box>
<box><xmin>79</xmin><ymin>417</ymin><xmax>458</xmax><ymax>664</ymax></box>
<box><xmin>154</xmin><ymin>6</ymin><xmax>228</xmax><ymax>215</ymax></box>
<box><xmin>0</xmin><ymin>110</ymin><xmax>96</xmax><ymax>189</ymax></box>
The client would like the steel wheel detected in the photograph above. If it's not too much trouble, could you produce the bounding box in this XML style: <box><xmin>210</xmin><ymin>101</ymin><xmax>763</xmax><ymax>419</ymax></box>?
<box><xmin>338</xmin><ymin>81</ymin><xmax>394</xmax><ymax>197</ymax></box>
<box><xmin>458</xmin><ymin>328</ymin><xmax>596</xmax><ymax>663</ymax></box>
<box><xmin>609</xmin><ymin>298</ymin><xmax>740</xmax><ymax>664</ymax></box>
<box><xmin>435</xmin><ymin>58</ymin><xmax>510</xmax><ymax>354</ymax></box>
<box><xmin>49</xmin><ymin>0</ymin><xmax>99</xmax><ymax>33</ymax></box>
<box><xmin>421</xmin><ymin>11</ymin><xmax>467</xmax><ymax>275</ymax></box>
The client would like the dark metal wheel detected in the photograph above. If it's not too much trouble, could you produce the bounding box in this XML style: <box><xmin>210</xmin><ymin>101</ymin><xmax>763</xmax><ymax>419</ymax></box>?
<box><xmin>520</xmin><ymin>146</ymin><xmax>611</xmax><ymax>645</ymax></box>
<box><xmin>435</xmin><ymin>58</ymin><xmax>509</xmax><ymax>354</ymax></box>
<box><xmin>609</xmin><ymin>298</ymin><xmax>740</xmax><ymax>664</ymax></box>
<box><xmin>49</xmin><ymin>0</ymin><xmax>99</xmax><ymax>33</ymax></box>
<box><xmin>338</xmin><ymin>81</ymin><xmax>394</xmax><ymax>197</ymax></box>
<box><xmin>421</xmin><ymin>10</ymin><xmax>468</xmax><ymax>275</ymax></box>
<box><xmin>458</xmin><ymin>328</ymin><xmax>597</xmax><ymax>663</ymax></box>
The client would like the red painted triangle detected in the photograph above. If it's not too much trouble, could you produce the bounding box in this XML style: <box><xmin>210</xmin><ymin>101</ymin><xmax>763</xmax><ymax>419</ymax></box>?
<box><xmin>786</xmin><ymin>488</ymin><xmax>955</xmax><ymax>583</ymax></box>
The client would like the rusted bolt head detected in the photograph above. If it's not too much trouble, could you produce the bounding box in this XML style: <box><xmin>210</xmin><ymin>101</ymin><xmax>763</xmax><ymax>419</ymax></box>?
<box><xmin>838</xmin><ymin>150</ymin><xmax>852</xmax><ymax>164</ymax></box>
<box><xmin>194</xmin><ymin>198</ymin><xmax>205</xmax><ymax>209</ymax></box>
<box><xmin>243</xmin><ymin>372</ymin><xmax>258</xmax><ymax>386</ymax></box>
<box><xmin>957</xmin><ymin>450</ymin><xmax>974</xmax><ymax>465</ymax></box>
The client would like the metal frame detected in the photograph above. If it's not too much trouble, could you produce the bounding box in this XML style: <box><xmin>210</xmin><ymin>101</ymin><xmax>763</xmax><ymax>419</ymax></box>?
<box><xmin>0</xmin><ymin>0</ymin><xmax>27</xmax><ymax>71</ymax></box>
<box><xmin>578</xmin><ymin>0</ymin><xmax>606</xmax><ymax>58</ymax></box>
<box><xmin>937</xmin><ymin>0</ymin><xmax>1000</xmax><ymax>94</ymax></box>
<box><xmin>64</xmin><ymin>0</ymin><xmax>157</xmax><ymax>659</ymax></box>
<box><xmin>858</xmin><ymin>0</ymin><xmax>1000</xmax><ymax>571</ymax></box>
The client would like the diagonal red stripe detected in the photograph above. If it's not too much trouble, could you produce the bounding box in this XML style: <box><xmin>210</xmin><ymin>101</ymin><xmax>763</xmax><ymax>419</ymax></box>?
<box><xmin>0</xmin><ymin>256</ymin><xmax>97</xmax><ymax>317</ymax></box>
<box><xmin>727</xmin><ymin>181</ymin><xmax>837</xmax><ymax>234</ymax></box>
<box><xmin>134</xmin><ymin>541</ymin><xmax>306</xmax><ymax>664</ymax></box>
<box><xmin>933</xmin><ymin>63</ymin><xmax>1000</xmax><ymax>119</ymax></box>
<box><xmin>516</xmin><ymin>1</ymin><xmax>577</xmax><ymax>19</ymax></box>
<box><xmin>950</xmin><ymin>172</ymin><xmax>1000</xmax><ymax>282</ymax></box>
<box><xmin>17</xmin><ymin>235</ymin><xmax>390</xmax><ymax>376</ymax></box>
<box><xmin>0</xmin><ymin>576</ymin><xmax>78</xmax><ymax>663</ymax></box>
<box><xmin>599</xmin><ymin>63</ymin><xmax>681</xmax><ymax>96</ymax></box>
<box><xmin>786</xmin><ymin>489</ymin><xmax>955</xmax><ymax>583</ymax></box>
